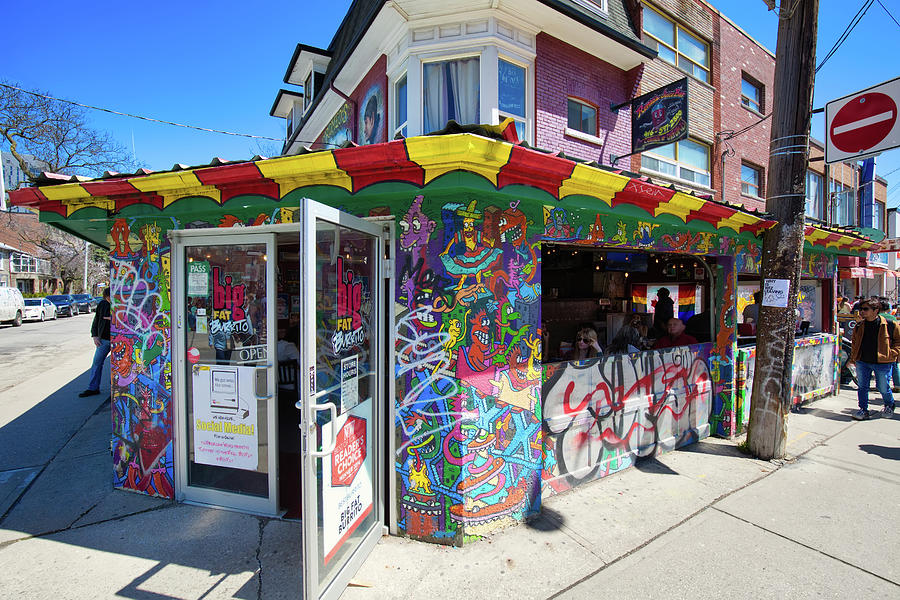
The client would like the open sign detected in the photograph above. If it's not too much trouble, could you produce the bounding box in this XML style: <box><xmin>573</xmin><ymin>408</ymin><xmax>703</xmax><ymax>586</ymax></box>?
<box><xmin>237</xmin><ymin>344</ymin><xmax>267</xmax><ymax>364</ymax></box>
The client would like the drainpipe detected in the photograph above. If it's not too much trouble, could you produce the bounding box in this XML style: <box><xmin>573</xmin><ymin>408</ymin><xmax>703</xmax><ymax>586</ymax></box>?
<box><xmin>330</xmin><ymin>82</ymin><xmax>357</xmax><ymax>144</ymax></box>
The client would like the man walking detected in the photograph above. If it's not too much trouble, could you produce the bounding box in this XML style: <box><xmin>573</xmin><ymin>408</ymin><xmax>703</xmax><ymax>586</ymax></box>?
<box><xmin>849</xmin><ymin>297</ymin><xmax>900</xmax><ymax>420</ymax></box>
<box><xmin>79</xmin><ymin>287</ymin><xmax>111</xmax><ymax>398</ymax></box>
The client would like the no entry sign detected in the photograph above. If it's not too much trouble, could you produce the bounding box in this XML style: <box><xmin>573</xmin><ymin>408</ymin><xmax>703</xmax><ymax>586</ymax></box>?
<box><xmin>826</xmin><ymin>76</ymin><xmax>900</xmax><ymax>164</ymax></box>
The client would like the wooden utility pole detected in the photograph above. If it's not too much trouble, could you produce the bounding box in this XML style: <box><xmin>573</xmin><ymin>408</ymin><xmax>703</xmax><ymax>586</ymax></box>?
<box><xmin>748</xmin><ymin>0</ymin><xmax>819</xmax><ymax>459</ymax></box>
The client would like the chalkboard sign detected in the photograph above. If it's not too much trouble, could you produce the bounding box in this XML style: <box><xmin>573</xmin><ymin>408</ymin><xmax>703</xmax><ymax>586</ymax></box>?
<box><xmin>499</xmin><ymin>60</ymin><xmax>525</xmax><ymax>117</ymax></box>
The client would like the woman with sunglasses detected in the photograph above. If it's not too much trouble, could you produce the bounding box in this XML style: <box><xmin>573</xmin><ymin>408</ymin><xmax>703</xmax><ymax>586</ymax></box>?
<box><xmin>572</xmin><ymin>327</ymin><xmax>602</xmax><ymax>361</ymax></box>
<box><xmin>849</xmin><ymin>297</ymin><xmax>900</xmax><ymax>420</ymax></box>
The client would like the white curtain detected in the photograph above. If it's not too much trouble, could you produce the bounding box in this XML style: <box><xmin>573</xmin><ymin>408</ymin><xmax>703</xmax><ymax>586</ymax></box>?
<box><xmin>423</xmin><ymin>57</ymin><xmax>480</xmax><ymax>132</ymax></box>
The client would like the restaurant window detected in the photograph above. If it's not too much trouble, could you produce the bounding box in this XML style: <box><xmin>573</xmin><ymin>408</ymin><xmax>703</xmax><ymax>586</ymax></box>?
<box><xmin>394</xmin><ymin>74</ymin><xmax>408</xmax><ymax>138</ymax></box>
<box><xmin>423</xmin><ymin>57</ymin><xmax>480</xmax><ymax>133</ymax></box>
<box><xmin>741</xmin><ymin>163</ymin><xmax>762</xmax><ymax>198</ymax></box>
<box><xmin>499</xmin><ymin>59</ymin><xmax>527</xmax><ymax>141</ymax></box>
<box><xmin>642</xmin><ymin>139</ymin><xmax>711</xmax><ymax>187</ymax></box>
<box><xmin>805</xmin><ymin>170</ymin><xmax>824</xmax><ymax>221</ymax></box>
<box><xmin>741</xmin><ymin>76</ymin><xmax>763</xmax><ymax>113</ymax></box>
<box><xmin>567</xmin><ymin>98</ymin><xmax>597</xmax><ymax>136</ymax></box>
<box><xmin>642</xmin><ymin>5</ymin><xmax>709</xmax><ymax>83</ymax></box>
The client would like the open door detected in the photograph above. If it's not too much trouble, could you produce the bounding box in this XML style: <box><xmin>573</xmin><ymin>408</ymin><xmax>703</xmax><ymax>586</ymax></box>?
<box><xmin>300</xmin><ymin>199</ymin><xmax>385</xmax><ymax>600</ymax></box>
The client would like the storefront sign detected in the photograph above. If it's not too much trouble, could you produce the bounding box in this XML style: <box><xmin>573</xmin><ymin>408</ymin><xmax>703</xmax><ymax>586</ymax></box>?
<box><xmin>236</xmin><ymin>344</ymin><xmax>268</xmax><ymax>364</ymax></box>
<box><xmin>631</xmin><ymin>78</ymin><xmax>689</xmax><ymax>154</ymax></box>
<box><xmin>340</xmin><ymin>355</ymin><xmax>359</xmax><ymax>414</ymax></box>
<box><xmin>191</xmin><ymin>364</ymin><xmax>259</xmax><ymax>471</ymax></box>
<box><xmin>187</xmin><ymin>261</ymin><xmax>211</xmax><ymax>297</ymax></box>
<box><xmin>332</xmin><ymin>257</ymin><xmax>365</xmax><ymax>354</ymax></box>
<box><xmin>322</xmin><ymin>408</ymin><xmax>373</xmax><ymax>564</ymax></box>
<box><xmin>762</xmin><ymin>279</ymin><xmax>790</xmax><ymax>307</ymax></box>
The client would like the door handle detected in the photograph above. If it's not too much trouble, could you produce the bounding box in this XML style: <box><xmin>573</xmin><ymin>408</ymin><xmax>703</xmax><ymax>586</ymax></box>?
<box><xmin>309</xmin><ymin>402</ymin><xmax>338</xmax><ymax>457</ymax></box>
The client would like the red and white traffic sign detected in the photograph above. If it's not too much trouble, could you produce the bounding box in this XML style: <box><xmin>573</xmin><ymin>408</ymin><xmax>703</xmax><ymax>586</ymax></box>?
<box><xmin>826</xmin><ymin>76</ymin><xmax>900</xmax><ymax>164</ymax></box>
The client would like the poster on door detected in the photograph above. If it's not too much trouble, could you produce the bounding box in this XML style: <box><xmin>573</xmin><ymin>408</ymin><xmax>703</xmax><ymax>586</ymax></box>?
<box><xmin>321</xmin><ymin>404</ymin><xmax>373</xmax><ymax>564</ymax></box>
<box><xmin>191</xmin><ymin>364</ymin><xmax>259</xmax><ymax>471</ymax></box>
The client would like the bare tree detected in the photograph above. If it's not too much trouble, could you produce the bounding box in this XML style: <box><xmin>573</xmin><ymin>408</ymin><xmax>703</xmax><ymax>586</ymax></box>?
<box><xmin>0</xmin><ymin>80</ymin><xmax>134</xmax><ymax>181</ymax></box>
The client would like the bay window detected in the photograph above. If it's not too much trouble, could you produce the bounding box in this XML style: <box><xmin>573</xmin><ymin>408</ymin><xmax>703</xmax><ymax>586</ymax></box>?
<box><xmin>498</xmin><ymin>59</ymin><xmax>526</xmax><ymax>140</ymax></box>
<box><xmin>423</xmin><ymin>57</ymin><xmax>480</xmax><ymax>133</ymax></box>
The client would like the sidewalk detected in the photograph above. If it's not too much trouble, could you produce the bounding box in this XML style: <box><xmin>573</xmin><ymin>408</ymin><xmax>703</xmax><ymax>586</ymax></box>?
<box><xmin>1</xmin><ymin>387</ymin><xmax>898</xmax><ymax>599</ymax></box>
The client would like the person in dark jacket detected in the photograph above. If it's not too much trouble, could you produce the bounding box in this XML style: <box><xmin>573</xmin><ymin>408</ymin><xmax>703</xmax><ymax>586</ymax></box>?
<box><xmin>849</xmin><ymin>297</ymin><xmax>900</xmax><ymax>420</ymax></box>
<box><xmin>79</xmin><ymin>288</ymin><xmax>111</xmax><ymax>397</ymax></box>
<box><xmin>651</xmin><ymin>288</ymin><xmax>674</xmax><ymax>338</ymax></box>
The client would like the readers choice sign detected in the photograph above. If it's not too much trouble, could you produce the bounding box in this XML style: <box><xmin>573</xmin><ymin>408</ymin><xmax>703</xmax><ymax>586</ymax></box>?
<box><xmin>191</xmin><ymin>365</ymin><xmax>259</xmax><ymax>470</ymax></box>
<box><xmin>631</xmin><ymin>78</ymin><xmax>689</xmax><ymax>154</ymax></box>
<box><xmin>322</xmin><ymin>412</ymin><xmax>373</xmax><ymax>563</ymax></box>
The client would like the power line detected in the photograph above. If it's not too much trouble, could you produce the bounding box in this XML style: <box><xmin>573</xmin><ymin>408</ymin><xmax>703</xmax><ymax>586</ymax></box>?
<box><xmin>877</xmin><ymin>0</ymin><xmax>900</xmax><ymax>28</ymax></box>
<box><xmin>816</xmin><ymin>0</ymin><xmax>874</xmax><ymax>73</ymax></box>
<box><xmin>0</xmin><ymin>82</ymin><xmax>291</xmax><ymax>143</ymax></box>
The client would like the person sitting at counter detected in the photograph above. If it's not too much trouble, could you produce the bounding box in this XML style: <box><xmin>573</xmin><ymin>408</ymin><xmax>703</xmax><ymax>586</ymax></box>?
<box><xmin>573</xmin><ymin>326</ymin><xmax>602</xmax><ymax>360</ymax></box>
<box><xmin>652</xmin><ymin>318</ymin><xmax>698</xmax><ymax>349</ymax></box>
<box><xmin>606</xmin><ymin>314</ymin><xmax>648</xmax><ymax>354</ymax></box>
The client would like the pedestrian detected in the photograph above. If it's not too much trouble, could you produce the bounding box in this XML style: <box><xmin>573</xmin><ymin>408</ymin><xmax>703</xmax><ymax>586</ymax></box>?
<box><xmin>652</xmin><ymin>287</ymin><xmax>674</xmax><ymax>338</ymax></box>
<box><xmin>877</xmin><ymin>299</ymin><xmax>900</xmax><ymax>393</ymax></box>
<box><xmin>79</xmin><ymin>288</ymin><xmax>111</xmax><ymax>398</ymax></box>
<box><xmin>837</xmin><ymin>296</ymin><xmax>852</xmax><ymax>315</ymax></box>
<box><xmin>849</xmin><ymin>297</ymin><xmax>900</xmax><ymax>420</ymax></box>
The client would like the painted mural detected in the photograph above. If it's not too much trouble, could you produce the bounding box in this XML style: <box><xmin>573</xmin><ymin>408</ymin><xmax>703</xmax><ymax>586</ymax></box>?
<box><xmin>393</xmin><ymin>194</ymin><xmax>543</xmax><ymax>545</ymax></box>
<box><xmin>358</xmin><ymin>82</ymin><xmax>385</xmax><ymax>145</ymax></box>
<box><xmin>322</xmin><ymin>102</ymin><xmax>353</xmax><ymax>148</ymax></box>
<box><xmin>541</xmin><ymin>344</ymin><xmax>712</xmax><ymax>494</ymax></box>
<box><xmin>736</xmin><ymin>334</ymin><xmax>839</xmax><ymax>430</ymax></box>
<box><xmin>110</xmin><ymin>217</ymin><xmax>176</xmax><ymax>497</ymax></box>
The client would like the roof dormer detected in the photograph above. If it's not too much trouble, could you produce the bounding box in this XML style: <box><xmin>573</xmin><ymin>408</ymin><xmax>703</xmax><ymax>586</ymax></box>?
<box><xmin>283</xmin><ymin>44</ymin><xmax>333</xmax><ymax>114</ymax></box>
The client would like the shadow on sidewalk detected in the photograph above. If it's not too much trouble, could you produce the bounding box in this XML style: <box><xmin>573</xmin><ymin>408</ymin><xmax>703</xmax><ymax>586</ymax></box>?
<box><xmin>525</xmin><ymin>505</ymin><xmax>566</xmax><ymax>532</ymax></box>
<box><xmin>798</xmin><ymin>407</ymin><xmax>854</xmax><ymax>422</ymax></box>
<box><xmin>633</xmin><ymin>456</ymin><xmax>679</xmax><ymax>475</ymax></box>
<box><xmin>859</xmin><ymin>444</ymin><xmax>900</xmax><ymax>460</ymax></box>
<box><xmin>676</xmin><ymin>438</ymin><xmax>748</xmax><ymax>459</ymax></box>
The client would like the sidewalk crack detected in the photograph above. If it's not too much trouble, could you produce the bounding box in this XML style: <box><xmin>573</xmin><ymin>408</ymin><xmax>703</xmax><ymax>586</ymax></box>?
<box><xmin>255</xmin><ymin>517</ymin><xmax>268</xmax><ymax>600</ymax></box>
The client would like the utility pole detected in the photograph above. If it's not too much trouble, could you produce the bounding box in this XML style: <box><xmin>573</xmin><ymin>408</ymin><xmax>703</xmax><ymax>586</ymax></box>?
<box><xmin>748</xmin><ymin>0</ymin><xmax>819</xmax><ymax>459</ymax></box>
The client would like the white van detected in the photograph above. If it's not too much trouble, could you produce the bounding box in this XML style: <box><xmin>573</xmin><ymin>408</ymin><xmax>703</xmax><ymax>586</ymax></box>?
<box><xmin>0</xmin><ymin>286</ymin><xmax>26</xmax><ymax>327</ymax></box>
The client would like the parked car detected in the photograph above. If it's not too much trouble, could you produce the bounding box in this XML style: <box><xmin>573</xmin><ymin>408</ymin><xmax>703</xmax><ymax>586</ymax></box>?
<box><xmin>0</xmin><ymin>286</ymin><xmax>26</xmax><ymax>327</ymax></box>
<box><xmin>23</xmin><ymin>297</ymin><xmax>58</xmax><ymax>322</ymax></box>
<box><xmin>46</xmin><ymin>294</ymin><xmax>77</xmax><ymax>317</ymax></box>
<box><xmin>70</xmin><ymin>294</ymin><xmax>96</xmax><ymax>313</ymax></box>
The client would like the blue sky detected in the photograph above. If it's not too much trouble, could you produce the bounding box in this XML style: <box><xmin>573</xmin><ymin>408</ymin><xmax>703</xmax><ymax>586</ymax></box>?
<box><xmin>2</xmin><ymin>0</ymin><xmax>899</xmax><ymax>205</ymax></box>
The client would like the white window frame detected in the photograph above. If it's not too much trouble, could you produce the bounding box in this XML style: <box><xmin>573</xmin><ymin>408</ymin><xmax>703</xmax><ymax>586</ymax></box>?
<box><xmin>740</xmin><ymin>76</ymin><xmax>763</xmax><ymax>114</ymax></box>
<box><xmin>398</xmin><ymin>41</ymin><xmax>534</xmax><ymax>142</ymax></box>
<box><xmin>805</xmin><ymin>170</ymin><xmax>824</xmax><ymax>221</ymax></box>
<box><xmin>741</xmin><ymin>163</ymin><xmax>762</xmax><ymax>198</ymax></box>
<box><xmin>831</xmin><ymin>181</ymin><xmax>856</xmax><ymax>226</ymax></box>
<box><xmin>641</xmin><ymin>139</ymin><xmax>711</xmax><ymax>188</ymax></box>
<box><xmin>391</xmin><ymin>72</ymin><xmax>408</xmax><ymax>139</ymax></box>
<box><xmin>571</xmin><ymin>0</ymin><xmax>608</xmax><ymax>18</ymax></box>
<box><xmin>642</xmin><ymin>5</ymin><xmax>710</xmax><ymax>83</ymax></box>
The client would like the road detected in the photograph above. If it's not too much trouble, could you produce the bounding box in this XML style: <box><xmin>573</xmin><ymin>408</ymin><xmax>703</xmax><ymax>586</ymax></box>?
<box><xmin>0</xmin><ymin>311</ymin><xmax>95</xmax><ymax>396</ymax></box>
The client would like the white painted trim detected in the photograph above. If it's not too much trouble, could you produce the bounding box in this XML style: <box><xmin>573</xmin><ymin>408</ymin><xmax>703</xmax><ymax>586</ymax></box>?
<box><xmin>564</xmin><ymin>127</ymin><xmax>607</xmax><ymax>147</ymax></box>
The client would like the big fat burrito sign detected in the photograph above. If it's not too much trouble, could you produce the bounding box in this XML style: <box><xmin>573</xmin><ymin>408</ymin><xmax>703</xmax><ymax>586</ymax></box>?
<box><xmin>631</xmin><ymin>78</ymin><xmax>689</xmax><ymax>154</ymax></box>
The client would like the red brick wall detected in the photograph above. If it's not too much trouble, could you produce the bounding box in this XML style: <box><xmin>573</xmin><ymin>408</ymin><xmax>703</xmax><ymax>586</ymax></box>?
<box><xmin>535</xmin><ymin>33</ymin><xmax>634</xmax><ymax>166</ymax></box>
<box><xmin>716</xmin><ymin>16</ymin><xmax>774</xmax><ymax>212</ymax></box>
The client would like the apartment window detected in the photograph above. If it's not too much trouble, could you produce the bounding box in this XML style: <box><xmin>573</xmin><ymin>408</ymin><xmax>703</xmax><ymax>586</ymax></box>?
<box><xmin>805</xmin><ymin>170</ymin><xmax>824</xmax><ymax>221</ymax></box>
<box><xmin>741</xmin><ymin>163</ymin><xmax>762</xmax><ymax>198</ymax></box>
<box><xmin>741</xmin><ymin>76</ymin><xmax>762</xmax><ymax>113</ymax></box>
<box><xmin>642</xmin><ymin>139</ymin><xmax>711</xmax><ymax>186</ymax></box>
<box><xmin>642</xmin><ymin>6</ymin><xmax>709</xmax><ymax>82</ymax></box>
<box><xmin>423</xmin><ymin>57</ymin><xmax>480</xmax><ymax>133</ymax></box>
<box><xmin>567</xmin><ymin>99</ymin><xmax>597</xmax><ymax>135</ymax></box>
<box><xmin>394</xmin><ymin>74</ymin><xmax>408</xmax><ymax>138</ymax></box>
<box><xmin>499</xmin><ymin>59</ymin><xmax>527</xmax><ymax>140</ymax></box>
<box><xmin>304</xmin><ymin>72</ymin><xmax>312</xmax><ymax>111</ymax></box>
<box><xmin>874</xmin><ymin>200</ymin><xmax>884</xmax><ymax>231</ymax></box>
<box><xmin>832</xmin><ymin>180</ymin><xmax>856</xmax><ymax>226</ymax></box>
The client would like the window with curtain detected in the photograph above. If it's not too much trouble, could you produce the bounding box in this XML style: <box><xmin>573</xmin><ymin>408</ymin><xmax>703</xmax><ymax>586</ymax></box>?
<box><xmin>805</xmin><ymin>170</ymin><xmax>823</xmax><ymax>221</ymax></box>
<box><xmin>423</xmin><ymin>57</ymin><xmax>480</xmax><ymax>133</ymax></box>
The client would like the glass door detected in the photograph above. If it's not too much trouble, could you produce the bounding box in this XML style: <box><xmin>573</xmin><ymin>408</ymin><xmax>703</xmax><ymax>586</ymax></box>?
<box><xmin>173</xmin><ymin>232</ymin><xmax>278</xmax><ymax>515</ymax></box>
<box><xmin>300</xmin><ymin>200</ymin><xmax>385</xmax><ymax>600</ymax></box>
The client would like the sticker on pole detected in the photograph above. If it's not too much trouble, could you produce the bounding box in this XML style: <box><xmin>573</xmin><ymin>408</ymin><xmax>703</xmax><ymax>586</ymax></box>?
<box><xmin>762</xmin><ymin>279</ymin><xmax>790</xmax><ymax>308</ymax></box>
<box><xmin>826</xmin><ymin>77</ymin><xmax>900</xmax><ymax>164</ymax></box>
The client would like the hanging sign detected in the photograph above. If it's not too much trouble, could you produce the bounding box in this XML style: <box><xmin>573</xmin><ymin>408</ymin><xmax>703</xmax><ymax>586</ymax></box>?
<box><xmin>191</xmin><ymin>364</ymin><xmax>259</xmax><ymax>470</ymax></box>
<box><xmin>187</xmin><ymin>261</ymin><xmax>211</xmax><ymax>297</ymax></box>
<box><xmin>332</xmin><ymin>257</ymin><xmax>365</xmax><ymax>354</ymax></box>
<box><xmin>631</xmin><ymin>78</ymin><xmax>689</xmax><ymax>154</ymax></box>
